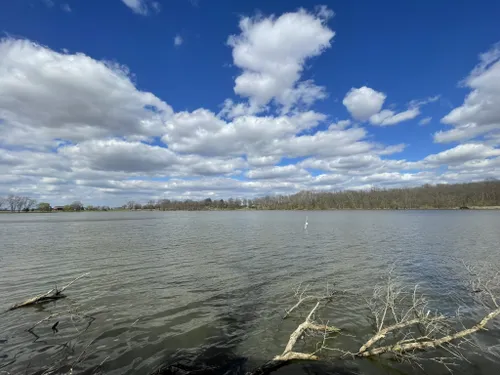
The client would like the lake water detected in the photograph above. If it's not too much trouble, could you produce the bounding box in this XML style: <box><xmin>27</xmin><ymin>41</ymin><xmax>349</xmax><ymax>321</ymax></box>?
<box><xmin>1</xmin><ymin>211</ymin><xmax>500</xmax><ymax>375</ymax></box>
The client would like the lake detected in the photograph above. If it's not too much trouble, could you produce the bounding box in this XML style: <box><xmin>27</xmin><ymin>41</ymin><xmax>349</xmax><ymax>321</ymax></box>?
<box><xmin>1</xmin><ymin>210</ymin><xmax>500</xmax><ymax>375</ymax></box>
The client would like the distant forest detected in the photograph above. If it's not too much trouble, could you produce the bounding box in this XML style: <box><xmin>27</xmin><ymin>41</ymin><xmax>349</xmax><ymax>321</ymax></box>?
<box><xmin>1</xmin><ymin>180</ymin><xmax>499</xmax><ymax>212</ymax></box>
<box><xmin>125</xmin><ymin>180</ymin><xmax>500</xmax><ymax>211</ymax></box>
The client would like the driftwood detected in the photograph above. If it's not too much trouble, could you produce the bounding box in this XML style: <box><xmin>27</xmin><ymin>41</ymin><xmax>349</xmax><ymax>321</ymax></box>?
<box><xmin>250</xmin><ymin>288</ymin><xmax>341</xmax><ymax>375</ymax></box>
<box><xmin>8</xmin><ymin>273</ymin><xmax>89</xmax><ymax>311</ymax></box>
<box><xmin>250</xmin><ymin>263</ymin><xmax>500</xmax><ymax>374</ymax></box>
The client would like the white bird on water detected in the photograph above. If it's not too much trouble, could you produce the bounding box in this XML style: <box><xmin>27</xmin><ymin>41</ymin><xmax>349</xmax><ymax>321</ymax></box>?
<box><xmin>304</xmin><ymin>216</ymin><xmax>309</xmax><ymax>230</ymax></box>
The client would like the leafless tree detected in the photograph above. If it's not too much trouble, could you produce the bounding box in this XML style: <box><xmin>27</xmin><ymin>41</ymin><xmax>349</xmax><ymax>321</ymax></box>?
<box><xmin>70</xmin><ymin>201</ymin><xmax>84</xmax><ymax>211</ymax></box>
<box><xmin>26</xmin><ymin>198</ymin><xmax>37</xmax><ymax>211</ymax></box>
<box><xmin>7</xmin><ymin>194</ymin><xmax>16</xmax><ymax>212</ymax></box>
<box><xmin>0</xmin><ymin>196</ymin><xmax>5</xmax><ymax>210</ymax></box>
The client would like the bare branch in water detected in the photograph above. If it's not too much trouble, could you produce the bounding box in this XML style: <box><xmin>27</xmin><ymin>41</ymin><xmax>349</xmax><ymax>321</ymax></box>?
<box><xmin>283</xmin><ymin>282</ymin><xmax>337</xmax><ymax>319</ymax></box>
<box><xmin>250</xmin><ymin>262</ymin><xmax>500</xmax><ymax>374</ymax></box>
<box><xmin>8</xmin><ymin>273</ymin><xmax>90</xmax><ymax>311</ymax></box>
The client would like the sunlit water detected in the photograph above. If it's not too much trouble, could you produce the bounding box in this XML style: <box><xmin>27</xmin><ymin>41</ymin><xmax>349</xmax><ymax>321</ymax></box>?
<box><xmin>1</xmin><ymin>211</ymin><xmax>500</xmax><ymax>375</ymax></box>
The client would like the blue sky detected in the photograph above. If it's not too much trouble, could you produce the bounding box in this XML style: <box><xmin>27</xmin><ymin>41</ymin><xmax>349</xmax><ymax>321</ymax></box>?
<box><xmin>0</xmin><ymin>0</ymin><xmax>500</xmax><ymax>205</ymax></box>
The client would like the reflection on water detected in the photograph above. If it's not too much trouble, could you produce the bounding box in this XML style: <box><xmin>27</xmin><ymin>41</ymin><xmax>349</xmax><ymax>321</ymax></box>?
<box><xmin>1</xmin><ymin>210</ymin><xmax>500</xmax><ymax>374</ymax></box>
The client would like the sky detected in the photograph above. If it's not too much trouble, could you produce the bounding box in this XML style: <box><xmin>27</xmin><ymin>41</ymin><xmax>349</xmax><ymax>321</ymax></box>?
<box><xmin>0</xmin><ymin>0</ymin><xmax>500</xmax><ymax>206</ymax></box>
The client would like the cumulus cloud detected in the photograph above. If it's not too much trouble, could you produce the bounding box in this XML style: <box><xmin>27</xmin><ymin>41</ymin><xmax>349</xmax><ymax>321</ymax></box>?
<box><xmin>246</xmin><ymin>165</ymin><xmax>309</xmax><ymax>180</ymax></box>
<box><xmin>1</xmin><ymin>21</ymin><xmax>499</xmax><ymax>204</ymax></box>
<box><xmin>343</xmin><ymin>86</ymin><xmax>386</xmax><ymax>121</ymax></box>
<box><xmin>436</xmin><ymin>44</ymin><xmax>500</xmax><ymax>143</ymax></box>
<box><xmin>343</xmin><ymin>87</ymin><xmax>435</xmax><ymax>126</ymax></box>
<box><xmin>228</xmin><ymin>8</ymin><xmax>334</xmax><ymax>112</ymax></box>
<box><xmin>0</xmin><ymin>38</ymin><xmax>172</xmax><ymax>148</ymax></box>
<box><xmin>162</xmin><ymin>109</ymin><xmax>327</xmax><ymax>157</ymax></box>
<box><xmin>423</xmin><ymin>144</ymin><xmax>500</xmax><ymax>166</ymax></box>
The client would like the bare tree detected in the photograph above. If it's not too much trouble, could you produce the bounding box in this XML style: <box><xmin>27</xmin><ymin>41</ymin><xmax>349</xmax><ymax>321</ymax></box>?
<box><xmin>26</xmin><ymin>198</ymin><xmax>37</xmax><ymax>211</ymax></box>
<box><xmin>0</xmin><ymin>196</ymin><xmax>4</xmax><ymax>210</ymax></box>
<box><xmin>15</xmin><ymin>196</ymin><xmax>27</xmax><ymax>212</ymax></box>
<box><xmin>7</xmin><ymin>194</ymin><xmax>16</xmax><ymax>212</ymax></box>
<box><xmin>70</xmin><ymin>201</ymin><xmax>84</xmax><ymax>211</ymax></box>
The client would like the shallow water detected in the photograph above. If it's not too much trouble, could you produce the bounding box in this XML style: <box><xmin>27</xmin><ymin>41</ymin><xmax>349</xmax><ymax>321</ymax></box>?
<box><xmin>1</xmin><ymin>210</ymin><xmax>500</xmax><ymax>374</ymax></box>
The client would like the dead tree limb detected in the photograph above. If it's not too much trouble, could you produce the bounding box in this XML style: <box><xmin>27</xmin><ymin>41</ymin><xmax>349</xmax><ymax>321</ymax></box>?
<box><xmin>283</xmin><ymin>282</ymin><xmax>336</xmax><ymax>319</ymax></box>
<box><xmin>249</xmin><ymin>300</ymin><xmax>340</xmax><ymax>375</ymax></box>
<box><xmin>357</xmin><ymin>307</ymin><xmax>500</xmax><ymax>357</ymax></box>
<box><xmin>251</xmin><ymin>263</ymin><xmax>500</xmax><ymax>374</ymax></box>
<box><xmin>275</xmin><ymin>301</ymin><xmax>340</xmax><ymax>361</ymax></box>
<box><xmin>8</xmin><ymin>273</ymin><xmax>89</xmax><ymax>311</ymax></box>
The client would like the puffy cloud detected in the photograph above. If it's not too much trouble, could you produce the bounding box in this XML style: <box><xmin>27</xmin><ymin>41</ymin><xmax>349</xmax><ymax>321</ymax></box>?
<box><xmin>59</xmin><ymin>139</ymin><xmax>179</xmax><ymax>173</ymax></box>
<box><xmin>121</xmin><ymin>0</ymin><xmax>160</xmax><ymax>15</ymax></box>
<box><xmin>343</xmin><ymin>86</ymin><xmax>386</xmax><ymax>121</ymax></box>
<box><xmin>344</xmin><ymin>87</ymin><xmax>435</xmax><ymax>126</ymax></box>
<box><xmin>369</xmin><ymin>108</ymin><xmax>420</xmax><ymax>126</ymax></box>
<box><xmin>162</xmin><ymin>109</ymin><xmax>327</xmax><ymax>156</ymax></box>
<box><xmin>0</xmin><ymin>38</ymin><xmax>172</xmax><ymax>148</ymax></box>
<box><xmin>246</xmin><ymin>165</ymin><xmax>309</xmax><ymax>180</ymax></box>
<box><xmin>299</xmin><ymin>154</ymin><xmax>412</xmax><ymax>176</ymax></box>
<box><xmin>437</xmin><ymin>44</ymin><xmax>500</xmax><ymax>143</ymax></box>
<box><xmin>228</xmin><ymin>8</ymin><xmax>334</xmax><ymax>112</ymax></box>
<box><xmin>246</xmin><ymin>155</ymin><xmax>282</xmax><ymax>167</ymax></box>
<box><xmin>1</xmin><ymin>26</ymin><xmax>499</xmax><ymax>205</ymax></box>
<box><xmin>59</xmin><ymin>139</ymin><xmax>247</xmax><ymax>176</ymax></box>
<box><xmin>423</xmin><ymin>144</ymin><xmax>500</xmax><ymax>166</ymax></box>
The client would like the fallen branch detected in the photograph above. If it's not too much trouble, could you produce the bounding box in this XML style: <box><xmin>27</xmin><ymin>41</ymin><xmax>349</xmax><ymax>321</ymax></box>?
<box><xmin>8</xmin><ymin>273</ymin><xmax>89</xmax><ymax>311</ymax></box>
<box><xmin>250</xmin><ymin>262</ymin><xmax>500</xmax><ymax>374</ymax></box>
<box><xmin>283</xmin><ymin>282</ymin><xmax>336</xmax><ymax>319</ymax></box>
<box><xmin>357</xmin><ymin>307</ymin><xmax>500</xmax><ymax>357</ymax></box>
<box><xmin>250</xmin><ymin>301</ymin><xmax>340</xmax><ymax>374</ymax></box>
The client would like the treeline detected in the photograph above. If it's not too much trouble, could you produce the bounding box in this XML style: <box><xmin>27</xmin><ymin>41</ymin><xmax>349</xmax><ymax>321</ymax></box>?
<box><xmin>124</xmin><ymin>180</ymin><xmax>500</xmax><ymax>211</ymax></box>
<box><xmin>2</xmin><ymin>180</ymin><xmax>500</xmax><ymax>213</ymax></box>
<box><xmin>0</xmin><ymin>196</ymin><xmax>85</xmax><ymax>213</ymax></box>
<box><xmin>0</xmin><ymin>195</ymin><xmax>37</xmax><ymax>212</ymax></box>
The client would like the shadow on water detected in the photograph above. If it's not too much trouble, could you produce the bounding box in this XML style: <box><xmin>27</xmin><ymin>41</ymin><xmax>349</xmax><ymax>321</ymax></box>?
<box><xmin>141</xmin><ymin>303</ymin><xmax>360</xmax><ymax>375</ymax></box>
<box><xmin>148</xmin><ymin>347</ymin><xmax>359</xmax><ymax>375</ymax></box>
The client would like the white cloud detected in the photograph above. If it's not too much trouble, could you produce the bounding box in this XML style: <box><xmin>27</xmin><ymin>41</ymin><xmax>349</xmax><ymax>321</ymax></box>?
<box><xmin>162</xmin><ymin>109</ymin><xmax>327</xmax><ymax>157</ymax></box>
<box><xmin>344</xmin><ymin>88</ymin><xmax>435</xmax><ymax>126</ymax></box>
<box><xmin>1</xmin><ymin>24</ymin><xmax>499</xmax><ymax>205</ymax></box>
<box><xmin>437</xmin><ymin>44</ymin><xmax>500</xmax><ymax>143</ymax></box>
<box><xmin>423</xmin><ymin>143</ymin><xmax>500</xmax><ymax>166</ymax></box>
<box><xmin>121</xmin><ymin>0</ymin><xmax>159</xmax><ymax>15</ymax></box>
<box><xmin>419</xmin><ymin>117</ymin><xmax>432</xmax><ymax>126</ymax></box>
<box><xmin>246</xmin><ymin>165</ymin><xmax>308</xmax><ymax>180</ymax></box>
<box><xmin>0</xmin><ymin>38</ymin><xmax>172</xmax><ymax>148</ymax></box>
<box><xmin>61</xmin><ymin>4</ymin><xmax>71</xmax><ymax>12</ymax></box>
<box><xmin>343</xmin><ymin>86</ymin><xmax>386</xmax><ymax>121</ymax></box>
<box><xmin>228</xmin><ymin>8</ymin><xmax>334</xmax><ymax>112</ymax></box>
<box><xmin>174</xmin><ymin>35</ymin><xmax>183</xmax><ymax>46</ymax></box>
<box><xmin>247</xmin><ymin>155</ymin><xmax>281</xmax><ymax>167</ymax></box>
<box><xmin>369</xmin><ymin>107</ymin><xmax>420</xmax><ymax>126</ymax></box>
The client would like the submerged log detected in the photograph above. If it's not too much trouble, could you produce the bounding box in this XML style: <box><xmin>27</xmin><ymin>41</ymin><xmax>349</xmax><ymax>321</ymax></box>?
<box><xmin>8</xmin><ymin>273</ymin><xmax>89</xmax><ymax>311</ymax></box>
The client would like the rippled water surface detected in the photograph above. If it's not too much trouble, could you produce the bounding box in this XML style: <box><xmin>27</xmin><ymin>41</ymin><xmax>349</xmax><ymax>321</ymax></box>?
<box><xmin>1</xmin><ymin>211</ymin><xmax>500</xmax><ymax>375</ymax></box>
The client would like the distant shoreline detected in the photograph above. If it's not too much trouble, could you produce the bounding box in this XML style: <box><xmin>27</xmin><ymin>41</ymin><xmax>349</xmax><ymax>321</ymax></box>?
<box><xmin>1</xmin><ymin>206</ymin><xmax>500</xmax><ymax>214</ymax></box>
